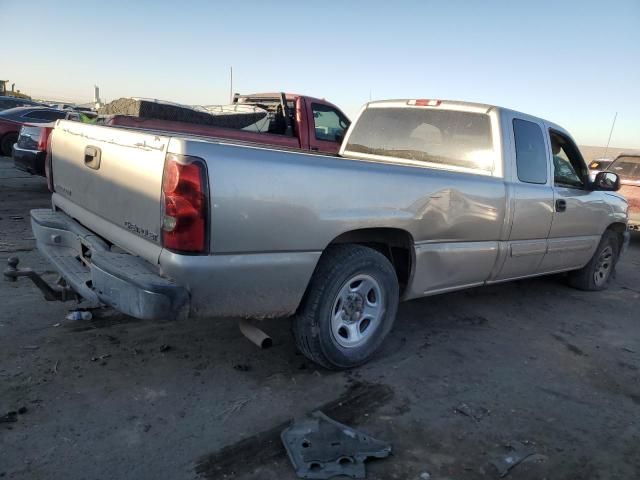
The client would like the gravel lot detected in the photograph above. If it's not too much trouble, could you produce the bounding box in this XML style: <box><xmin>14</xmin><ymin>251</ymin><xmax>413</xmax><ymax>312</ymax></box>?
<box><xmin>1</xmin><ymin>154</ymin><xmax>639</xmax><ymax>480</ymax></box>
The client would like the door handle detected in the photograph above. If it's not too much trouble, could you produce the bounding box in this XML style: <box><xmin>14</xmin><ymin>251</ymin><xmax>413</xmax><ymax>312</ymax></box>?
<box><xmin>555</xmin><ymin>199</ymin><xmax>567</xmax><ymax>212</ymax></box>
<box><xmin>84</xmin><ymin>146</ymin><xmax>101</xmax><ymax>170</ymax></box>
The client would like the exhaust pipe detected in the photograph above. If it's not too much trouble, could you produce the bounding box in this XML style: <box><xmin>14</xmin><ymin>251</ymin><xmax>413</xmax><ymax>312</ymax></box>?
<box><xmin>239</xmin><ymin>319</ymin><xmax>272</xmax><ymax>349</ymax></box>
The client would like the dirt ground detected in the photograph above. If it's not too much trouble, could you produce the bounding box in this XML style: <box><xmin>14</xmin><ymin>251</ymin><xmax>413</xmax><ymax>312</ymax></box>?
<box><xmin>1</xmin><ymin>154</ymin><xmax>639</xmax><ymax>480</ymax></box>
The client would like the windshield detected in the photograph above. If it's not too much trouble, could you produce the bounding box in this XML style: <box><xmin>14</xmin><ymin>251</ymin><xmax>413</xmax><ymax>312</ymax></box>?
<box><xmin>345</xmin><ymin>107</ymin><xmax>495</xmax><ymax>172</ymax></box>
<box><xmin>606</xmin><ymin>156</ymin><xmax>640</xmax><ymax>180</ymax></box>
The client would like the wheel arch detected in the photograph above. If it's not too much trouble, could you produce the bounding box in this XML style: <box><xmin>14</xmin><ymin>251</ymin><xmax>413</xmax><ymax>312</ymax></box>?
<box><xmin>323</xmin><ymin>227</ymin><xmax>415</xmax><ymax>296</ymax></box>
<box><xmin>605</xmin><ymin>222</ymin><xmax>627</xmax><ymax>253</ymax></box>
<box><xmin>1</xmin><ymin>130</ymin><xmax>19</xmax><ymax>155</ymax></box>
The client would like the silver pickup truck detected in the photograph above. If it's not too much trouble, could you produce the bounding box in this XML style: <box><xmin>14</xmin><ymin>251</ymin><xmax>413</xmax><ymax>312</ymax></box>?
<box><xmin>6</xmin><ymin>99</ymin><xmax>630</xmax><ymax>369</ymax></box>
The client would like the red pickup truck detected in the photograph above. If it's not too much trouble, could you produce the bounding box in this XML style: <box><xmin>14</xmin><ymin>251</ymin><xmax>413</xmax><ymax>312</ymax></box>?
<box><xmin>104</xmin><ymin>92</ymin><xmax>351</xmax><ymax>155</ymax></box>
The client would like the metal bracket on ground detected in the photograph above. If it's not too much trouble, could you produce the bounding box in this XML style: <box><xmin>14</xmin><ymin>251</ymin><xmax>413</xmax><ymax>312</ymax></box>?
<box><xmin>281</xmin><ymin>411</ymin><xmax>391</xmax><ymax>479</ymax></box>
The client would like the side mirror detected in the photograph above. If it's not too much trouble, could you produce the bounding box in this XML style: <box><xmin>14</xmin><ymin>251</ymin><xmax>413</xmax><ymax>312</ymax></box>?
<box><xmin>593</xmin><ymin>171</ymin><xmax>620</xmax><ymax>191</ymax></box>
<box><xmin>335</xmin><ymin>131</ymin><xmax>345</xmax><ymax>145</ymax></box>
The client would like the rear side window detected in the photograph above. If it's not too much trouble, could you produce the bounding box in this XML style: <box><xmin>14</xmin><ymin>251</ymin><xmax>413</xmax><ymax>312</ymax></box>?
<box><xmin>344</xmin><ymin>107</ymin><xmax>495</xmax><ymax>172</ymax></box>
<box><xmin>24</xmin><ymin>110</ymin><xmax>66</xmax><ymax>121</ymax></box>
<box><xmin>513</xmin><ymin>119</ymin><xmax>547</xmax><ymax>184</ymax></box>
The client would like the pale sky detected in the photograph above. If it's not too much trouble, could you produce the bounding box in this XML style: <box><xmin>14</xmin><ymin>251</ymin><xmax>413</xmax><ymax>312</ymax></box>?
<box><xmin>2</xmin><ymin>0</ymin><xmax>639</xmax><ymax>148</ymax></box>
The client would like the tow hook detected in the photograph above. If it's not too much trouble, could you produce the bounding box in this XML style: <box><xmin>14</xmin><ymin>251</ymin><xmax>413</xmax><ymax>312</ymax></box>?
<box><xmin>4</xmin><ymin>257</ymin><xmax>76</xmax><ymax>302</ymax></box>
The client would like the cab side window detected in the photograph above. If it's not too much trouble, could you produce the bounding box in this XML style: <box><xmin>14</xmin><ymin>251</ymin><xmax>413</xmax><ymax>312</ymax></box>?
<box><xmin>550</xmin><ymin>131</ymin><xmax>586</xmax><ymax>189</ymax></box>
<box><xmin>312</xmin><ymin>103</ymin><xmax>350</xmax><ymax>142</ymax></box>
<box><xmin>513</xmin><ymin>118</ymin><xmax>547</xmax><ymax>184</ymax></box>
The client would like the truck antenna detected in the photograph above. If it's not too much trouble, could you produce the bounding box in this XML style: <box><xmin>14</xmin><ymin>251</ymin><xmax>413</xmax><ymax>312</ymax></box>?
<box><xmin>230</xmin><ymin>66</ymin><xmax>233</xmax><ymax>103</ymax></box>
<box><xmin>602</xmin><ymin>111</ymin><xmax>618</xmax><ymax>159</ymax></box>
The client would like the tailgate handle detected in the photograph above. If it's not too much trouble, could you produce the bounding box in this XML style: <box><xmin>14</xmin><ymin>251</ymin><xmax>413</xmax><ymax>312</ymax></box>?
<box><xmin>84</xmin><ymin>146</ymin><xmax>101</xmax><ymax>170</ymax></box>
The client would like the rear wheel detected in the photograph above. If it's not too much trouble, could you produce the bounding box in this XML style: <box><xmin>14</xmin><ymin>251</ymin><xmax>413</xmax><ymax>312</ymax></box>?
<box><xmin>568</xmin><ymin>231</ymin><xmax>619</xmax><ymax>291</ymax></box>
<box><xmin>1</xmin><ymin>133</ymin><xmax>17</xmax><ymax>156</ymax></box>
<box><xmin>293</xmin><ymin>245</ymin><xmax>399</xmax><ymax>370</ymax></box>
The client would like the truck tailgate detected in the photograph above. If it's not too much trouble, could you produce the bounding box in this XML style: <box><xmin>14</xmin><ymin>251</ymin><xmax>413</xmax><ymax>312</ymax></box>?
<box><xmin>50</xmin><ymin>120</ymin><xmax>169</xmax><ymax>260</ymax></box>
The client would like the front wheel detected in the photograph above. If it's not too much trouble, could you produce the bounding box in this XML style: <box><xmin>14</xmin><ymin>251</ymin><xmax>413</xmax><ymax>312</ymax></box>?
<box><xmin>568</xmin><ymin>231</ymin><xmax>620</xmax><ymax>291</ymax></box>
<box><xmin>292</xmin><ymin>245</ymin><xmax>399</xmax><ymax>370</ymax></box>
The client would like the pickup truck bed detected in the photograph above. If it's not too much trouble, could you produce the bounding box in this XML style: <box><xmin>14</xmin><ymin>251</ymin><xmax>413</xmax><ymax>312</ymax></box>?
<box><xmin>101</xmin><ymin>92</ymin><xmax>350</xmax><ymax>155</ymax></box>
<box><xmin>12</xmin><ymin>99</ymin><xmax>630</xmax><ymax>369</ymax></box>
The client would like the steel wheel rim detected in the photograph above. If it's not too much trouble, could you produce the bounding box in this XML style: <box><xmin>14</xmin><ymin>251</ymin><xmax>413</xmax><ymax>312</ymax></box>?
<box><xmin>330</xmin><ymin>274</ymin><xmax>384</xmax><ymax>348</ymax></box>
<box><xmin>593</xmin><ymin>246</ymin><xmax>613</xmax><ymax>286</ymax></box>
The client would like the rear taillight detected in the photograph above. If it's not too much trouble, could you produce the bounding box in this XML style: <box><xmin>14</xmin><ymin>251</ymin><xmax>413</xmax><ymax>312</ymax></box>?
<box><xmin>37</xmin><ymin>127</ymin><xmax>52</xmax><ymax>151</ymax></box>
<box><xmin>44</xmin><ymin>133</ymin><xmax>54</xmax><ymax>192</ymax></box>
<box><xmin>161</xmin><ymin>153</ymin><xmax>209</xmax><ymax>253</ymax></box>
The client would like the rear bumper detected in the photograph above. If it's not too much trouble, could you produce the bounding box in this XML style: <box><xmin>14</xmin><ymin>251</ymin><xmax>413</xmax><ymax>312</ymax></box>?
<box><xmin>12</xmin><ymin>145</ymin><xmax>46</xmax><ymax>176</ymax></box>
<box><xmin>30</xmin><ymin>209</ymin><xmax>189</xmax><ymax>320</ymax></box>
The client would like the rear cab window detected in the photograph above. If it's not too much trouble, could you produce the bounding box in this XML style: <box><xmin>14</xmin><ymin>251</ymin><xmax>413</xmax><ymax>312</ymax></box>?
<box><xmin>343</xmin><ymin>104</ymin><xmax>496</xmax><ymax>174</ymax></box>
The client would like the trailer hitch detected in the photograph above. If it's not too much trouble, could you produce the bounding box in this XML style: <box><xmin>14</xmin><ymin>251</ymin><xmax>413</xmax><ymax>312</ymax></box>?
<box><xmin>4</xmin><ymin>257</ymin><xmax>76</xmax><ymax>301</ymax></box>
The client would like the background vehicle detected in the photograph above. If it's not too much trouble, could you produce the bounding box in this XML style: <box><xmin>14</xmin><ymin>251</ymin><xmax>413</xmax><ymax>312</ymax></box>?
<box><xmin>588</xmin><ymin>157</ymin><xmax>614</xmax><ymax>171</ymax></box>
<box><xmin>12</xmin><ymin>110</ymin><xmax>96</xmax><ymax>175</ymax></box>
<box><xmin>9</xmin><ymin>99</ymin><xmax>628</xmax><ymax>369</ymax></box>
<box><xmin>605</xmin><ymin>154</ymin><xmax>640</xmax><ymax>229</ymax></box>
<box><xmin>102</xmin><ymin>92</ymin><xmax>350</xmax><ymax>155</ymax></box>
<box><xmin>12</xmin><ymin>123</ymin><xmax>55</xmax><ymax>175</ymax></box>
<box><xmin>0</xmin><ymin>106</ymin><xmax>68</xmax><ymax>155</ymax></box>
<box><xmin>0</xmin><ymin>95</ymin><xmax>44</xmax><ymax>112</ymax></box>
<box><xmin>47</xmin><ymin>103</ymin><xmax>95</xmax><ymax>113</ymax></box>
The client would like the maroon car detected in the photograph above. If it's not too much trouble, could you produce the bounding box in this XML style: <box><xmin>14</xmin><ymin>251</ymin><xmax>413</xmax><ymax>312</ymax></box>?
<box><xmin>0</xmin><ymin>107</ymin><xmax>68</xmax><ymax>156</ymax></box>
<box><xmin>606</xmin><ymin>154</ymin><xmax>640</xmax><ymax>230</ymax></box>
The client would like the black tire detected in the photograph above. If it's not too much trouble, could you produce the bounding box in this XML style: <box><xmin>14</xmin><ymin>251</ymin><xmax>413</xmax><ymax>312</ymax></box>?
<box><xmin>1</xmin><ymin>133</ymin><xmax>17</xmax><ymax>156</ymax></box>
<box><xmin>293</xmin><ymin>245</ymin><xmax>399</xmax><ymax>370</ymax></box>
<box><xmin>568</xmin><ymin>231</ymin><xmax>619</xmax><ymax>291</ymax></box>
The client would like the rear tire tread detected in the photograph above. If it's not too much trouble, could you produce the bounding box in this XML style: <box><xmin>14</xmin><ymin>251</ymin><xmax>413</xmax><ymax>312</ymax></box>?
<box><xmin>292</xmin><ymin>245</ymin><xmax>398</xmax><ymax>370</ymax></box>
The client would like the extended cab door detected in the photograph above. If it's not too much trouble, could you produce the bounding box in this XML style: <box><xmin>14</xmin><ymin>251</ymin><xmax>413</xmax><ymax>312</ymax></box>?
<box><xmin>305</xmin><ymin>100</ymin><xmax>350</xmax><ymax>154</ymax></box>
<box><xmin>537</xmin><ymin>127</ymin><xmax>608</xmax><ymax>272</ymax></box>
<box><xmin>494</xmin><ymin>113</ymin><xmax>554</xmax><ymax>280</ymax></box>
